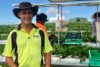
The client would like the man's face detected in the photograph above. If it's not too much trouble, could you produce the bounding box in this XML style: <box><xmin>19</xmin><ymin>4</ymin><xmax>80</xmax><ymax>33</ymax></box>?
<box><xmin>18</xmin><ymin>9</ymin><xmax>33</xmax><ymax>24</ymax></box>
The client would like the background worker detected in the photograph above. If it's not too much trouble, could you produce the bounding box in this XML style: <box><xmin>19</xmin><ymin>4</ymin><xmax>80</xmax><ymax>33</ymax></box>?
<box><xmin>92</xmin><ymin>12</ymin><xmax>100</xmax><ymax>36</ymax></box>
<box><xmin>35</xmin><ymin>13</ymin><xmax>48</xmax><ymax>36</ymax></box>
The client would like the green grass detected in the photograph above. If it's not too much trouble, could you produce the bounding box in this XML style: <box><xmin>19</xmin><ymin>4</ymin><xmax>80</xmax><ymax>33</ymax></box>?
<box><xmin>0</xmin><ymin>45</ymin><xmax>5</xmax><ymax>55</ymax></box>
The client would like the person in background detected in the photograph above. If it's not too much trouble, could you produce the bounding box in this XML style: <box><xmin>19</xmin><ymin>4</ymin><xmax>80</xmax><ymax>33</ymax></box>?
<box><xmin>35</xmin><ymin>13</ymin><xmax>48</xmax><ymax>36</ymax></box>
<box><xmin>92</xmin><ymin>12</ymin><xmax>100</xmax><ymax>36</ymax></box>
<box><xmin>3</xmin><ymin>2</ymin><xmax>52</xmax><ymax>67</ymax></box>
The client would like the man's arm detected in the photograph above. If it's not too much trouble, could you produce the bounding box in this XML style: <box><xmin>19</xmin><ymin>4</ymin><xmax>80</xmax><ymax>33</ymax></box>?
<box><xmin>6</xmin><ymin>57</ymin><xmax>17</xmax><ymax>67</ymax></box>
<box><xmin>44</xmin><ymin>52</ymin><xmax>51</xmax><ymax>67</ymax></box>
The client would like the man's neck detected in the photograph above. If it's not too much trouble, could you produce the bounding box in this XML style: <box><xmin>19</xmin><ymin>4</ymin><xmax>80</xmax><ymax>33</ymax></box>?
<box><xmin>37</xmin><ymin>21</ymin><xmax>44</xmax><ymax>25</ymax></box>
<box><xmin>21</xmin><ymin>23</ymin><xmax>33</xmax><ymax>33</ymax></box>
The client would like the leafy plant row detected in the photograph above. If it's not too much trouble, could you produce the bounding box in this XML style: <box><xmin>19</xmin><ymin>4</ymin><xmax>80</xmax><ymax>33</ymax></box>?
<box><xmin>52</xmin><ymin>44</ymin><xmax>99</xmax><ymax>59</ymax></box>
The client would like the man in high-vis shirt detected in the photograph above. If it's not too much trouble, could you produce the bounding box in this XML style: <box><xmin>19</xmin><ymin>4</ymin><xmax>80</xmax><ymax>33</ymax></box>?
<box><xmin>3</xmin><ymin>2</ymin><xmax>52</xmax><ymax>67</ymax></box>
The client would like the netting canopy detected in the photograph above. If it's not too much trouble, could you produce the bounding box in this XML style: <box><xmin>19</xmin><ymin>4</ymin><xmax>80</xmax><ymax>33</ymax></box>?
<box><xmin>49</xmin><ymin>0</ymin><xmax>100</xmax><ymax>3</ymax></box>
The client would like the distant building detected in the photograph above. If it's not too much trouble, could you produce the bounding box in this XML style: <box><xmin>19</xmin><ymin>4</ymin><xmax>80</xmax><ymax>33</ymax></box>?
<box><xmin>69</xmin><ymin>17</ymin><xmax>88</xmax><ymax>22</ymax></box>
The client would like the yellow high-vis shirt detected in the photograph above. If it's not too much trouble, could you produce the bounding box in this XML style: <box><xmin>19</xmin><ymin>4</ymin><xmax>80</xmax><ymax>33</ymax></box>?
<box><xmin>3</xmin><ymin>27</ymin><xmax>52</xmax><ymax>67</ymax></box>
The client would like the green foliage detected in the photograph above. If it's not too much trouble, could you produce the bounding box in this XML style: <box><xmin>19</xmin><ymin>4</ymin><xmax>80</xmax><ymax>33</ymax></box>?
<box><xmin>67</xmin><ymin>22</ymin><xmax>92</xmax><ymax>32</ymax></box>
<box><xmin>45</xmin><ymin>22</ymin><xmax>95</xmax><ymax>43</ymax></box>
<box><xmin>0</xmin><ymin>45</ymin><xmax>5</xmax><ymax>55</ymax></box>
<box><xmin>0</xmin><ymin>34</ymin><xmax>8</xmax><ymax>40</ymax></box>
<box><xmin>67</xmin><ymin>22</ymin><xmax>95</xmax><ymax>42</ymax></box>
<box><xmin>0</xmin><ymin>25</ymin><xmax>17</xmax><ymax>40</ymax></box>
<box><xmin>52</xmin><ymin>45</ymin><xmax>99</xmax><ymax>59</ymax></box>
<box><xmin>82</xmin><ymin>33</ymin><xmax>96</xmax><ymax>42</ymax></box>
<box><xmin>44</xmin><ymin>23</ymin><xmax>55</xmax><ymax>34</ymax></box>
<box><xmin>0</xmin><ymin>25</ymin><xmax>16</xmax><ymax>34</ymax></box>
<box><xmin>0</xmin><ymin>63</ymin><xmax>7</xmax><ymax>67</ymax></box>
<box><xmin>60</xmin><ymin>32</ymin><xmax>66</xmax><ymax>44</ymax></box>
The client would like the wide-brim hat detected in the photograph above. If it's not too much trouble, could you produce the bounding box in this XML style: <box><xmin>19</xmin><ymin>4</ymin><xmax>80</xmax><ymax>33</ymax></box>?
<box><xmin>13</xmin><ymin>2</ymin><xmax>38</xmax><ymax>18</ymax></box>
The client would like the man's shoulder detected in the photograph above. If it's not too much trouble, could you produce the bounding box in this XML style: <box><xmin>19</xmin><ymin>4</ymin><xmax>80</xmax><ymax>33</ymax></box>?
<box><xmin>9</xmin><ymin>29</ymin><xmax>17</xmax><ymax>35</ymax></box>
